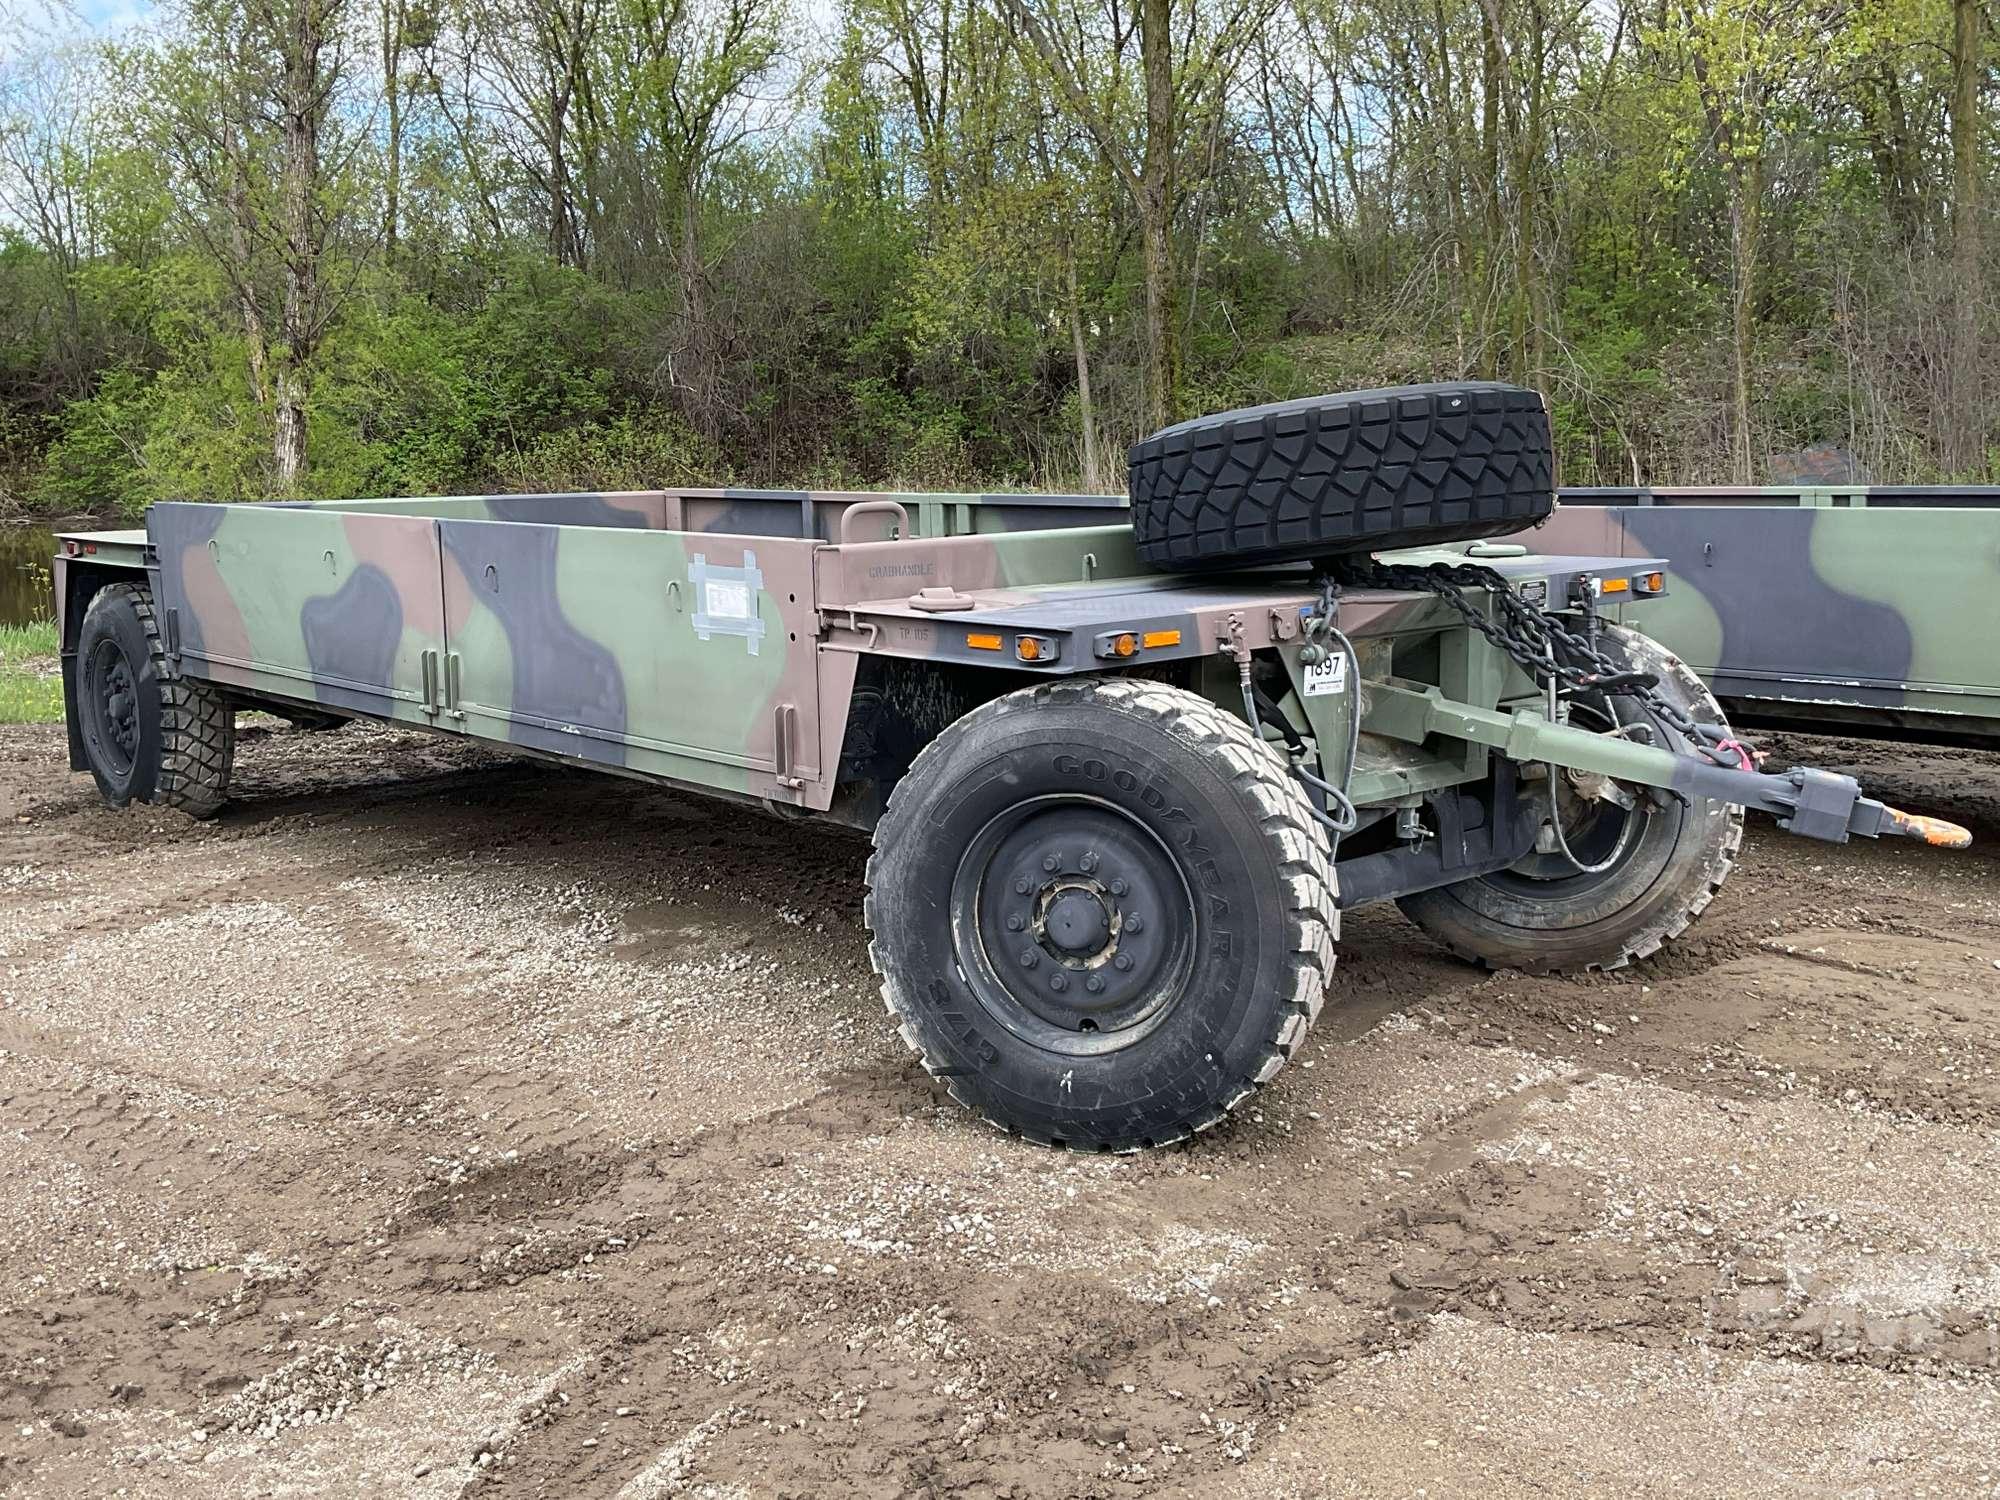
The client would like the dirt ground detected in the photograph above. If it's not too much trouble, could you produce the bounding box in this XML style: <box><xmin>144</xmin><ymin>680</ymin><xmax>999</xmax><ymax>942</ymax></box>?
<box><xmin>2</xmin><ymin>717</ymin><xmax>1998</xmax><ymax>1499</ymax></box>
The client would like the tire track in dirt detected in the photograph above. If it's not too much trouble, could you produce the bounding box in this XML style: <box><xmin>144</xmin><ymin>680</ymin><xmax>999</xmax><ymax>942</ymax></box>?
<box><xmin>5</xmin><ymin>721</ymin><xmax>2000</xmax><ymax>1495</ymax></box>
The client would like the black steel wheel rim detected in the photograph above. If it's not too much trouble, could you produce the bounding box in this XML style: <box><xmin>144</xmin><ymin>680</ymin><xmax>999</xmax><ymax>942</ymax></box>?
<box><xmin>949</xmin><ymin>794</ymin><xmax>1197</xmax><ymax>1057</ymax></box>
<box><xmin>84</xmin><ymin>636</ymin><xmax>140</xmax><ymax>777</ymax></box>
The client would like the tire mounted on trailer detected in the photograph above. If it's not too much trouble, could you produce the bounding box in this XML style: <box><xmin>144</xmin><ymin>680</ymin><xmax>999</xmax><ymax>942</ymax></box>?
<box><xmin>1396</xmin><ymin>626</ymin><xmax>1743</xmax><ymax>973</ymax></box>
<box><xmin>74</xmin><ymin>581</ymin><xmax>235</xmax><ymax>818</ymax></box>
<box><xmin>1128</xmin><ymin>381</ymin><xmax>1556</xmax><ymax>570</ymax></box>
<box><xmin>866</xmin><ymin>678</ymin><xmax>1338</xmax><ymax>1151</ymax></box>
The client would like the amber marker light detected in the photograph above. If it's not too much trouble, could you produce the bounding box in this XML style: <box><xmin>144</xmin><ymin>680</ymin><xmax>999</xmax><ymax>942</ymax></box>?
<box><xmin>1141</xmin><ymin>629</ymin><xmax>1181</xmax><ymax>648</ymax></box>
<box><xmin>967</xmin><ymin>632</ymin><xmax>1003</xmax><ymax>651</ymax></box>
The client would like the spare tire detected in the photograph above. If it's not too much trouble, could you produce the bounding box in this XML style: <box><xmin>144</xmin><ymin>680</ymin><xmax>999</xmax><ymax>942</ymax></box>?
<box><xmin>1128</xmin><ymin>382</ymin><xmax>1555</xmax><ymax>570</ymax></box>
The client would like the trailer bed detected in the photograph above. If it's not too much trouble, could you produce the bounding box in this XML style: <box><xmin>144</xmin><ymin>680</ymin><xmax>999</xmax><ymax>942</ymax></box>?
<box><xmin>1535</xmin><ymin>487</ymin><xmax>2000</xmax><ymax>746</ymax></box>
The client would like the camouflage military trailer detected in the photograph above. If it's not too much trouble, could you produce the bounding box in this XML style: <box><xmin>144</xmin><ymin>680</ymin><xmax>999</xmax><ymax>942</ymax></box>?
<box><xmin>51</xmin><ymin>383</ymin><xmax>1972</xmax><ymax>1152</ymax></box>
<box><xmin>1537</xmin><ymin>487</ymin><xmax>2000</xmax><ymax>748</ymax></box>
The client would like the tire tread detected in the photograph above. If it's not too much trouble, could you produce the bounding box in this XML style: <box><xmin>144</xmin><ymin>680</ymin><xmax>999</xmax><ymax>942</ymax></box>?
<box><xmin>865</xmin><ymin>678</ymin><xmax>1338</xmax><ymax>1152</ymax></box>
<box><xmin>1399</xmin><ymin>633</ymin><xmax>1743</xmax><ymax>976</ymax></box>
<box><xmin>1129</xmin><ymin>383</ymin><xmax>1554</xmax><ymax>570</ymax></box>
<box><xmin>96</xmin><ymin>581</ymin><xmax>234</xmax><ymax>818</ymax></box>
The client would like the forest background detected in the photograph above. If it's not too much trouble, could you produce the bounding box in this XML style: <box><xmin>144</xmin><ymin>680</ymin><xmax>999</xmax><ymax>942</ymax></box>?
<box><xmin>0</xmin><ymin>0</ymin><xmax>1990</xmax><ymax>518</ymax></box>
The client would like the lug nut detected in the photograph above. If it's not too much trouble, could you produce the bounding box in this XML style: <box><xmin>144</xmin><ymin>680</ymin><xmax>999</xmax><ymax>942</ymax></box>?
<box><xmin>1126</xmin><ymin>914</ymin><xmax>1145</xmax><ymax>934</ymax></box>
<box><xmin>1005</xmin><ymin>914</ymin><xmax>1024</xmax><ymax>932</ymax></box>
<box><xmin>1019</xmin><ymin>948</ymin><xmax>1039</xmax><ymax>969</ymax></box>
<box><xmin>1079</xmin><ymin>852</ymin><xmax>1099</xmax><ymax>873</ymax></box>
<box><xmin>1109</xmin><ymin>878</ymin><xmax>1128</xmax><ymax>896</ymax></box>
<box><xmin>1114</xmin><ymin>953</ymin><xmax>1134</xmax><ymax>971</ymax></box>
<box><xmin>1042</xmin><ymin>854</ymin><xmax>1062</xmax><ymax>873</ymax></box>
<box><xmin>1049</xmin><ymin>972</ymin><xmax>1069</xmax><ymax>992</ymax></box>
<box><xmin>1085</xmin><ymin>975</ymin><xmax>1105</xmax><ymax>994</ymax></box>
<box><xmin>1014</xmin><ymin>877</ymin><xmax>1033</xmax><ymax>895</ymax></box>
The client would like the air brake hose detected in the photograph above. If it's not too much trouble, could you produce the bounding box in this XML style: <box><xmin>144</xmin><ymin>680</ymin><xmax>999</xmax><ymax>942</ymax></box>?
<box><xmin>1237</xmin><ymin>662</ymin><xmax>1359</xmax><ymax>839</ymax></box>
<box><xmin>1235</xmin><ymin>575</ymin><xmax>1363</xmax><ymax>843</ymax></box>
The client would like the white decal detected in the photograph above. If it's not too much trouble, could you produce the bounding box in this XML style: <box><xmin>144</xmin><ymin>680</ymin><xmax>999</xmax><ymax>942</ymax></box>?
<box><xmin>1302</xmin><ymin>652</ymin><xmax>1349</xmax><ymax>697</ymax></box>
<box><xmin>704</xmin><ymin>577</ymin><xmax>753</xmax><ymax>621</ymax></box>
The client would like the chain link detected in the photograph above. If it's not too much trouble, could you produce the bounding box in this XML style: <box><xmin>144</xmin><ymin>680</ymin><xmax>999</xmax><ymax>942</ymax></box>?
<box><xmin>1323</xmin><ymin>557</ymin><xmax>1750</xmax><ymax>767</ymax></box>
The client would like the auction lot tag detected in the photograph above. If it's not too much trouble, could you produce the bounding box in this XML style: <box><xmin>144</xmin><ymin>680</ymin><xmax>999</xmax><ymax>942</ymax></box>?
<box><xmin>689</xmin><ymin>551</ymin><xmax>768</xmax><ymax>655</ymax></box>
<box><xmin>704</xmin><ymin>577</ymin><xmax>752</xmax><ymax>620</ymax></box>
<box><xmin>1302</xmin><ymin>653</ymin><xmax>1348</xmax><ymax>697</ymax></box>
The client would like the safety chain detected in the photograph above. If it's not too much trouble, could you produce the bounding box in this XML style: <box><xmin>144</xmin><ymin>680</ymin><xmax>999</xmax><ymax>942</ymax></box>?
<box><xmin>1326</xmin><ymin>557</ymin><xmax>1754</xmax><ymax>769</ymax></box>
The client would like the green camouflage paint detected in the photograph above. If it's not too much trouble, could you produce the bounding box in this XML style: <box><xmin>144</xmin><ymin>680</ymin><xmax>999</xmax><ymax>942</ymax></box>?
<box><xmin>1534</xmin><ymin>488</ymin><xmax>2000</xmax><ymax>743</ymax></box>
<box><xmin>55</xmin><ymin>485</ymin><xmax>1969</xmax><ymax>852</ymax></box>
<box><xmin>148</xmin><ymin>497</ymin><xmax>841</xmax><ymax>807</ymax></box>
<box><xmin>132</xmin><ymin>489</ymin><xmax>1628</xmax><ymax>818</ymax></box>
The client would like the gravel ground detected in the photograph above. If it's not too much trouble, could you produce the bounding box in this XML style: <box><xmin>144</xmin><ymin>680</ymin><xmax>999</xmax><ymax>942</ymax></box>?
<box><xmin>2</xmin><ymin>718</ymin><xmax>1998</xmax><ymax>1498</ymax></box>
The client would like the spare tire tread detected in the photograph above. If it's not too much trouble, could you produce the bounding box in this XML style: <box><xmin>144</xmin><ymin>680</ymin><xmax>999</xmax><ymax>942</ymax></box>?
<box><xmin>1129</xmin><ymin>382</ymin><xmax>1554</xmax><ymax>569</ymax></box>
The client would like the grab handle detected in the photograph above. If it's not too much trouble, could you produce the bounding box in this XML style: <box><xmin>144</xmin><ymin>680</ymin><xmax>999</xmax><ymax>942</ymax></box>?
<box><xmin>838</xmin><ymin>500</ymin><xmax>910</xmax><ymax>544</ymax></box>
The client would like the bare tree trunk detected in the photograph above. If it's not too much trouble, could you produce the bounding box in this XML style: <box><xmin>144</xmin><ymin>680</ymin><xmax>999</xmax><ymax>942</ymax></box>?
<box><xmin>1066</xmin><ymin>241</ymin><xmax>1101</xmax><ymax>487</ymax></box>
<box><xmin>274</xmin><ymin>0</ymin><xmax>326</xmax><ymax>490</ymax></box>
<box><xmin>542</xmin><ymin>0</ymin><xmax>591</xmax><ymax>269</ymax></box>
<box><xmin>1479</xmin><ymin>0</ymin><xmax>1504</xmax><ymax>377</ymax></box>
<box><xmin>382</xmin><ymin>0</ymin><xmax>403</xmax><ymax>260</ymax></box>
<box><xmin>1434</xmin><ymin>0</ymin><xmax>1465</xmax><ymax>341</ymax></box>
<box><xmin>993</xmin><ymin>0</ymin><xmax>1250</xmax><ymax>430</ymax></box>
<box><xmin>227</xmin><ymin>144</ymin><xmax>270</xmax><ymax>407</ymax></box>
<box><xmin>1138</xmin><ymin>0</ymin><xmax>1178</xmax><ymax>428</ymax></box>
<box><xmin>1510</xmin><ymin>0</ymin><xmax>1548</xmax><ymax>384</ymax></box>
<box><xmin>1728</xmin><ymin>150</ymin><xmax>1762</xmax><ymax>483</ymax></box>
<box><xmin>678</xmin><ymin>184</ymin><xmax>719</xmax><ymax>442</ymax></box>
<box><xmin>1947</xmin><ymin>0</ymin><xmax>1983</xmax><ymax>474</ymax></box>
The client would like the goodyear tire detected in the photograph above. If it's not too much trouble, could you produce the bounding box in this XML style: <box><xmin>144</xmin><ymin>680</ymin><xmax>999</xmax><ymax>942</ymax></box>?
<box><xmin>1129</xmin><ymin>382</ymin><xmax>1555</xmax><ymax>570</ymax></box>
<box><xmin>1396</xmin><ymin>627</ymin><xmax>1743</xmax><ymax>974</ymax></box>
<box><xmin>866</xmin><ymin>678</ymin><xmax>1337</xmax><ymax>1151</ymax></box>
<box><xmin>75</xmin><ymin>581</ymin><xmax>234</xmax><ymax>818</ymax></box>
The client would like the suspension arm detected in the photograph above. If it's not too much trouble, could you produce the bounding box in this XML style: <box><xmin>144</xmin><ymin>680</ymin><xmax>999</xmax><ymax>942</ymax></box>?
<box><xmin>1362</xmin><ymin>680</ymin><xmax>1972</xmax><ymax>849</ymax></box>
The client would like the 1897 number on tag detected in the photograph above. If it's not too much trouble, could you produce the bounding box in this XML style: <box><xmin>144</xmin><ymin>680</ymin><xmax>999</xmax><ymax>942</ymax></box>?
<box><xmin>1302</xmin><ymin>653</ymin><xmax>1348</xmax><ymax>697</ymax></box>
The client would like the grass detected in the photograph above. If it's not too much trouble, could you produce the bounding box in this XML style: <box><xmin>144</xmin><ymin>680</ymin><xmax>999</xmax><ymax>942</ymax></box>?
<box><xmin>0</xmin><ymin>618</ymin><xmax>63</xmax><ymax>725</ymax></box>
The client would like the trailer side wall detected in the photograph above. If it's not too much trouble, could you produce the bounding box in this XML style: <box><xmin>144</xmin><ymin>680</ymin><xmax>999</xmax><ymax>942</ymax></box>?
<box><xmin>1532</xmin><ymin>491</ymin><xmax>2000</xmax><ymax>744</ymax></box>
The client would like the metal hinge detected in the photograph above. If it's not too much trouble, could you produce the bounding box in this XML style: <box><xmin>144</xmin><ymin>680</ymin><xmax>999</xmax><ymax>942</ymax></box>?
<box><xmin>419</xmin><ymin>649</ymin><xmax>441</xmax><ymax>717</ymax></box>
<box><xmin>773</xmin><ymin>703</ymin><xmax>805</xmax><ymax>789</ymax></box>
<box><xmin>443</xmin><ymin>651</ymin><xmax>465</xmax><ymax>721</ymax></box>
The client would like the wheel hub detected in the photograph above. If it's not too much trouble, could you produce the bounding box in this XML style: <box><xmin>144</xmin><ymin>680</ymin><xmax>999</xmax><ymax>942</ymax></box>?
<box><xmin>952</xmin><ymin>798</ymin><xmax>1196</xmax><ymax>1054</ymax></box>
<box><xmin>1038</xmin><ymin>883</ymin><xmax>1114</xmax><ymax>958</ymax></box>
<box><xmin>86</xmin><ymin>638</ymin><xmax>140</xmax><ymax>775</ymax></box>
<box><xmin>1506</xmin><ymin>709</ymin><xmax>1649</xmax><ymax>883</ymax></box>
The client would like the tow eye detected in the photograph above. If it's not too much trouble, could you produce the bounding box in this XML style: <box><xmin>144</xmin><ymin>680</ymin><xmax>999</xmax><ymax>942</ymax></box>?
<box><xmin>1872</xmin><ymin>806</ymin><xmax>1974</xmax><ymax>849</ymax></box>
<box><xmin>1761</xmin><ymin>767</ymin><xmax>1975</xmax><ymax>848</ymax></box>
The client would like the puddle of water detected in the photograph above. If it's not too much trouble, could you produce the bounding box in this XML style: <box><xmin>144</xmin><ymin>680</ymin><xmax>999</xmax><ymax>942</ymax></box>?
<box><xmin>2</xmin><ymin>525</ymin><xmax>59</xmax><ymax>626</ymax></box>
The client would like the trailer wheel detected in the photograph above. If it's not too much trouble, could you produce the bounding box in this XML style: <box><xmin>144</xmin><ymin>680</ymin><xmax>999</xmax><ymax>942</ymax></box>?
<box><xmin>75</xmin><ymin>581</ymin><xmax>234</xmax><ymax>818</ymax></box>
<box><xmin>866</xmin><ymin>678</ymin><xmax>1337</xmax><ymax>1151</ymax></box>
<box><xmin>1128</xmin><ymin>382</ymin><xmax>1555</xmax><ymax>570</ymax></box>
<box><xmin>1396</xmin><ymin>628</ymin><xmax>1743</xmax><ymax>974</ymax></box>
